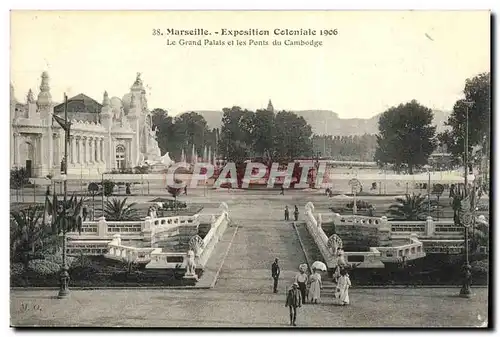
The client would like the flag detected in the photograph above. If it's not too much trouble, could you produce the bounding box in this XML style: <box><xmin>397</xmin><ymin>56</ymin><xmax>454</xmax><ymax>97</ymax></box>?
<box><xmin>52</xmin><ymin>114</ymin><xmax>71</xmax><ymax>134</ymax></box>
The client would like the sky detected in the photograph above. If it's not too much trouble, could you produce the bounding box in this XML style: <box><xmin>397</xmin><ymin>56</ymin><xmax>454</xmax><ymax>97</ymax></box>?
<box><xmin>10</xmin><ymin>10</ymin><xmax>490</xmax><ymax>118</ymax></box>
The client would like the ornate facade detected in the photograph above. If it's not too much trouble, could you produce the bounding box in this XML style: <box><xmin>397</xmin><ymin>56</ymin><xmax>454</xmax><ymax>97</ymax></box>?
<box><xmin>10</xmin><ymin>72</ymin><xmax>162</xmax><ymax>178</ymax></box>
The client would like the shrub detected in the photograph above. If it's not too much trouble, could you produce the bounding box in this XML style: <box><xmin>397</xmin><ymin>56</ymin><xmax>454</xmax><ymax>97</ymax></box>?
<box><xmin>44</xmin><ymin>252</ymin><xmax>76</xmax><ymax>267</ymax></box>
<box><xmin>471</xmin><ymin>259</ymin><xmax>488</xmax><ymax>274</ymax></box>
<box><xmin>345</xmin><ymin>200</ymin><xmax>372</xmax><ymax>210</ymax></box>
<box><xmin>28</xmin><ymin>259</ymin><xmax>61</xmax><ymax>275</ymax></box>
<box><xmin>103</xmin><ymin>180</ymin><xmax>115</xmax><ymax>196</ymax></box>
<box><xmin>11</xmin><ymin>263</ymin><xmax>25</xmax><ymax>276</ymax></box>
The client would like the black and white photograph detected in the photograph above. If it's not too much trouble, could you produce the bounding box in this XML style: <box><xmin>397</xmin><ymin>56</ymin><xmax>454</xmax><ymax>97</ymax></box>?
<box><xmin>8</xmin><ymin>9</ymin><xmax>491</xmax><ymax>328</ymax></box>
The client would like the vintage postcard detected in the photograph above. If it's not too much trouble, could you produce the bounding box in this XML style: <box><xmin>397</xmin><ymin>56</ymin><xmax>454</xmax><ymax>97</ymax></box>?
<box><xmin>9</xmin><ymin>10</ymin><xmax>491</xmax><ymax>328</ymax></box>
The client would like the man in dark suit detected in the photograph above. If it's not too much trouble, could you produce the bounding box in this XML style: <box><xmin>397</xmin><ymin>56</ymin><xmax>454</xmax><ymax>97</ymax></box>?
<box><xmin>271</xmin><ymin>258</ymin><xmax>280</xmax><ymax>293</ymax></box>
<box><xmin>285</xmin><ymin>282</ymin><xmax>302</xmax><ymax>326</ymax></box>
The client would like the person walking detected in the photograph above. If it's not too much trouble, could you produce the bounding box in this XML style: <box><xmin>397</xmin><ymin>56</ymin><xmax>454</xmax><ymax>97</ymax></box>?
<box><xmin>285</xmin><ymin>283</ymin><xmax>302</xmax><ymax>326</ymax></box>
<box><xmin>336</xmin><ymin>269</ymin><xmax>352</xmax><ymax>306</ymax></box>
<box><xmin>284</xmin><ymin>206</ymin><xmax>289</xmax><ymax>221</ymax></box>
<box><xmin>308</xmin><ymin>268</ymin><xmax>322</xmax><ymax>304</ymax></box>
<box><xmin>293</xmin><ymin>205</ymin><xmax>299</xmax><ymax>221</ymax></box>
<box><xmin>82</xmin><ymin>205</ymin><xmax>88</xmax><ymax>222</ymax></box>
<box><xmin>280</xmin><ymin>185</ymin><xmax>285</xmax><ymax>195</ymax></box>
<box><xmin>271</xmin><ymin>258</ymin><xmax>280</xmax><ymax>293</ymax></box>
<box><xmin>294</xmin><ymin>268</ymin><xmax>308</xmax><ymax>305</ymax></box>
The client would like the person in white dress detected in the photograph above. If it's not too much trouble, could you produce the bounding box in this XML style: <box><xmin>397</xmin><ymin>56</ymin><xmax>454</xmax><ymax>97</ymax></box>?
<box><xmin>336</xmin><ymin>269</ymin><xmax>351</xmax><ymax>306</ymax></box>
<box><xmin>308</xmin><ymin>268</ymin><xmax>322</xmax><ymax>304</ymax></box>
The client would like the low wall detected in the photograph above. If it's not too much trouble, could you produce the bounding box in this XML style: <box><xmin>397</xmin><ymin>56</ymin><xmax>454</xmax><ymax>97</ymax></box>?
<box><xmin>197</xmin><ymin>211</ymin><xmax>230</xmax><ymax>268</ymax></box>
<box><xmin>304</xmin><ymin>203</ymin><xmax>336</xmax><ymax>269</ymax></box>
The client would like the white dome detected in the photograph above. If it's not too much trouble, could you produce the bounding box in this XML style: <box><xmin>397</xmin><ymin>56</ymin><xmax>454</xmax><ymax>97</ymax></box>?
<box><xmin>110</xmin><ymin>97</ymin><xmax>122</xmax><ymax>116</ymax></box>
<box><xmin>122</xmin><ymin>93</ymin><xmax>132</xmax><ymax>114</ymax></box>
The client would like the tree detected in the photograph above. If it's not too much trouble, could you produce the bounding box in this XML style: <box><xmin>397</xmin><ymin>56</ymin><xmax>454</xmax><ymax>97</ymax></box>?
<box><xmin>167</xmin><ymin>179</ymin><xmax>184</xmax><ymax>213</ymax></box>
<box><xmin>273</xmin><ymin>111</ymin><xmax>313</xmax><ymax>162</ymax></box>
<box><xmin>10</xmin><ymin>206</ymin><xmax>57</xmax><ymax>269</ymax></box>
<box><xmin>103</xmin><ymin>198</ymin><xmax>139</xmax><ymax>221</ymax></box>
<box><xmin>220</xmin><ymin>106</ymin><xmax>252</xmax><ymax>163</ymax></box>
<box><xmin>252</xmin><ymin>109</ymin><xmax>275</xmax><ymax>158</ymax></box>
<box><xmin>375</xmin><ymin>100</ymin><xmax>437</xmax><ymax>174</ymax></box>
<box><xmin>387</xmin><ymin>193</ymin><xmax>428</xmax><ymax>221</ymax></box>
<box><xmin>438</xmin><ymin>72</ymin><xmax>491</xmax><ymax>162</ymax></box>
<box><xmin>46</xmin><ymin>193</ymin><xmax>85</xmax><ymax>234</ymax></box>
<box><xmin>150</xmin><ymin>108</ymin><xmax>174</xmax><ymax>155</ymax></box>
<box><xmin>174</xmin><ymin>112</ymin><xmax>211</xmax><ymax>159</ymax></box>
<box><xmin>10</xmin><ymin>167</ymin><xmax>30</xmax><ymax>202</ymax></box>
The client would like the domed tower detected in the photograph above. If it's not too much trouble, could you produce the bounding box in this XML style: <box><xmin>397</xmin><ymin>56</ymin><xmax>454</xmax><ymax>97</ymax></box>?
<box><xmin>267</xmin><ymin>99</ymin><xmax>274</xmax><ymax>113</ymax></box>
<box><xmin>101</xmin><ymin>91</ymin><xmax>112</xmax><ymax>130</ymax></box>
<box><xmin>37</xmin><ymin>71</ymin><xmax>52</xmax><ymax>119</ymax></box>
<box><xmin>125</xmin><ymin>73</ymin><xmax>143</xmax><ymax>166</ymax></box>
<box><xmin>26</xmin><ymin>89</ymin><xmax>37</xmax><ymax>119</ymax></box>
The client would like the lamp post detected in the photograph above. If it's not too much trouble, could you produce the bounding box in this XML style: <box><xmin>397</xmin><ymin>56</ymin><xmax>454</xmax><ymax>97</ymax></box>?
<box><xmin>459</xmin><ymin>100</ymin><xmax>474</xmax><ymax>298</ymax></box>
<box><xmin>58</xmin><ymin>94</ymin><xmax>70</xmax><ymax>299</ymax></box>
<box><xmin>423</xmin><ymin>165</ymin><xmax>431</xmax><ymax>217</ymax></box>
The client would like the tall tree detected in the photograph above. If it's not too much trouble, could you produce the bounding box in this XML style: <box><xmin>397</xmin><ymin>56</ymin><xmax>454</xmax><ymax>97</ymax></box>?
<box><xmin>150</xmin><ymin>108</ymin><xmax>175</xmax><ymax>157</ymax></box>
<box><xmin>273</xmin><ymin>111</ymin><xmax>313</xmax><ymax>162</ymax></box>
<box><xmin>219</xmin><ymin>106</ymin><xmax>251</xmax><ymax>163</ymax></box>
<box><xmin>375</xmin><ymin>100</ymin><xmax>437</xmax><ymax>174</ymax></box>
<box><xmin>173</xmin><ymin>112</ymin><xmax>213</xmax><ymax>161</ymax></box>
<box><xmin>252</xmin><ymin>109</ymin><xmax>275</xmax><ymax>158</ymax></box>
<box><xmin>438</xmin><ymin>72</ymin><xmax>491</xmax><ymax>163</ymax></box>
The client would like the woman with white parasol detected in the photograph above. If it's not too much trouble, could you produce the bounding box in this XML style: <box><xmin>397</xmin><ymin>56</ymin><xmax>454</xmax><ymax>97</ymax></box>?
<box><xmin>308</xmin><ymin>261</ymin><xmax>326</xmax><ymax>304</ymax></box>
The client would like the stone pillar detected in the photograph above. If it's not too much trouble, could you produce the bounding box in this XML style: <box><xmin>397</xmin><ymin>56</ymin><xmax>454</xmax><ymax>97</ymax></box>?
<box><xmin>76</xmin><ymin>136</ymin><xmax>81</xmax><ymax>164</ymax></box>
<box><xmin>13</xmin><ymin>132</ymin><xmax>20</xmax><ymax>167</ymax></box>
<box><xmin>94</xmin><ymin>138</ymin><xmax>99</xmax><ymax>162</ymax></box>
<box><xmin>98</xmin><ymin>138</ymin><xmax>103</xmax><ymax>163</ymax></box>
<box><xmin>426</xmin><ymin>216</ymin><xmax>435</xmax><ymax>236</ymax></box>
<box><xmin>86</xmin><ymin>137</ymin><xmax>91</xmax><ymax>164</ymax></box>
<box><xmin>378</xmin><ymin>215</ymin><xmax>391</xmax><ymax>247</ymax></box>
<box><xmin>127</xmin><ymin>140</ymin><xmax>132</xmax><ymax>168</ymax></box>
<box><xmin>143</xmin><ymin>216</ymin><xmax>153</xmax><ymax>230</ymax></box>
<box><xmin>53</xmin><ymin>133</ymin><xmax>60</xmax><ymax>172</ymax></box>
<box><xmin>47</xmin><ymin>130</ymin><xmax>53</xmax><ymax>173</ymax></box>
<box><xmin>70</xmin><ymin>136</ymin><xmax>75</xmax><ymax>164</ymax></box>
<box><xmin>97</xmin><ymin>216</ymin><xmax>107</xmax><ymax>237</ymax></box>
<box><xmin>80</xmin><ymin>136</ymin><xmax>86</xmax><ymax>164</ymax></box>
<box><xmin>88</xmin><ymin>137</ymin><xmax>94</xmax><ymax>164</ymax></box>
<box><xmin>38</xmin><ymin>134</ymin><xmax>44</xmax><ymax>175</ymax></box>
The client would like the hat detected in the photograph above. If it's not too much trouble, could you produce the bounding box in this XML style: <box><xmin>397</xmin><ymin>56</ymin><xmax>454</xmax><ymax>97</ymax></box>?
<box><xmin>292</xmin><ymin>282</ymin><xmax>299</xmax><ymax>287</ymax></box>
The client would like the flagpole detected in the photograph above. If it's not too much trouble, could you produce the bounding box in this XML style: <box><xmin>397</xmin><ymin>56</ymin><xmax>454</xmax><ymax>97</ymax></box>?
<box><xmin>58</xmin><ymin>93</ymin><xmax>70</xmax><ymax>298</ymax></box>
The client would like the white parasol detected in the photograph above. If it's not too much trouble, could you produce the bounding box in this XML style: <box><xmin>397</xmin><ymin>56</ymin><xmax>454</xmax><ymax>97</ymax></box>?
<box><xmin>311</xmin><ymin>261</ymin><xmax>327</xmax><ymax>271</ymax></box>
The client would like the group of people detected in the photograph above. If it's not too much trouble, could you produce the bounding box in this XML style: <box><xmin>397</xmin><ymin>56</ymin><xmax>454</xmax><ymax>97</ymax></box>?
<box><xmin>272</xmin><ymin>258</ymin><xmax>352</xmax><ymax>326</ymax></box>
<box><xmin>284</xmin><ymin>205</ymin><xmax>299</xmax><ymax>221</ymax></box>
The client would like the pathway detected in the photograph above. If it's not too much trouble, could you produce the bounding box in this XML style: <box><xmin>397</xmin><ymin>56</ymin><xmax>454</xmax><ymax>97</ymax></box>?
<box><xmin>10</xmin><ymin>197</ymin><xmax>490</xmax><ymax>327</ymax></box>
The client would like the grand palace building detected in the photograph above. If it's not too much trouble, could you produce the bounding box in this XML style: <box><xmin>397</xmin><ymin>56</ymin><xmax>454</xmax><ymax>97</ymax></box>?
<box><xmin>10</xmin><ymin>72</ymin><xmax>163</xmax><ymax>178</ymax></box>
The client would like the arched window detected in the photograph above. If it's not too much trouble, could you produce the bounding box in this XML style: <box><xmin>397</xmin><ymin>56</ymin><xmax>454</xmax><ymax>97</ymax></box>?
<box><xmin>116</xmin><ymin>145</ymin><xmax>126</xmax><ymax>169</ymax></box>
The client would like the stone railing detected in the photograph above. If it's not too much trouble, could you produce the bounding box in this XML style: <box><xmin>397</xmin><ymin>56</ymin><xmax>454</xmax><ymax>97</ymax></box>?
<box><xmin>196</xmin><ymin>205</ymin><xmax>230</xmax><ymax>268</ymax></box>
<box><xmin>304</xmin><ymin>203</ymin><xmax>337</xmax><ymax>269</ymax></box>
<box><xmin>66</xmin><ymin>240</ymin><xmax>110</xmax><ymax>256</ymax></box>
<box><xmin>343</xmin><ymin>248</ymin><xmax>385</xmax><ymax>268</ymax></box>
<box><xmin>419</xmin><ymin>239</ymin><xmax>464</xmax><ymax>254</ymax></box>
<box><xmin>333</xmin><ymin>214</ymin><xmax>385</xmax><ymax>226</ymax></box>
<box><xmin>106</xmin><ymin>243</ymin><xmax>158</xmax><ymax>264</ymax></box>
<box><xmin>376</xmin><ymin>236</ymin><xmax>426</xmax><ymax>262</ymax></box>
<box><xmin>66</xmin><ymin>203</ymin><xmax>231</xmax><ymax>273</ymax></box>
<box><xmin>326</xmin><ymin>213</ymin><xmax>464</xmax><ymax>238</ymax></box>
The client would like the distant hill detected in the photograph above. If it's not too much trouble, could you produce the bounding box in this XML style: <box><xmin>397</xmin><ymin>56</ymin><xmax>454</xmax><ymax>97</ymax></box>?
<box><xmin>188</xmin><ymin>109</ymin><xmax>451</xmax><ymax>136</ymax></box>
